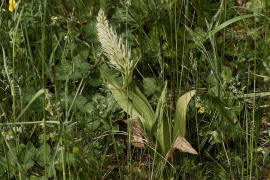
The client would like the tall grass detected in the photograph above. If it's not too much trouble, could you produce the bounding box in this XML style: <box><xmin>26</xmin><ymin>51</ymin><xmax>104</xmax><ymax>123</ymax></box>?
<box><xmin>0</xmin><ymin>0</ymin><xmax>269</xmax><ymax>179</ymax></box>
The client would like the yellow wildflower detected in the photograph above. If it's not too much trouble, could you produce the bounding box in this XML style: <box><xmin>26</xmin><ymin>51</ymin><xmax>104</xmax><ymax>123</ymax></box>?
<box><xmin>199</xmin><ymin>106</ymin><xmax>205</xmax><ymax>114</ymax></box>
<box><xmin>9</xmin><ymin>0</ymin><xmax>17</xmax><ymax>12</ymax></box>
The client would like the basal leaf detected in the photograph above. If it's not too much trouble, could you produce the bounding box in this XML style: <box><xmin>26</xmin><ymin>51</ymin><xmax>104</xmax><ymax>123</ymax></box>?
<box><xmin>110</xmin><ymin>86</ymin><xmax>155</xmax><ymax>132</ymax></box>
<box><xmin>173</xmin><ymin>90</ymin><xmax>196</xmax><ymax>139</ymax></box>
<box><xmin>100</xmin><ymin>68</ymin><xmax>155</xmax><ymax>132</ymax></box>
<box><xmin>133</xmin><ymin>84</ymin><xmax>154</xmax><ymax>114</ymax></box>
<box><xmin>153</xmin><ymin>82</ymin><xmax>170</xmax><ymax>154</ymax></box>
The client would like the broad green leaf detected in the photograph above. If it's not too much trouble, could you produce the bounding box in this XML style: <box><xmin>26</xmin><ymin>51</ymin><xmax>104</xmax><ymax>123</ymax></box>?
<box><xmin>154</xmin><ymin>82</ymin><xmax>170</xmax><ymax>154</ymax></box>
<box><xmin>99</xmin><ymin>68</ymin><xmax>121</xmax><ymax>89</ymax></box>
<box><xmin>89</xmin><ymin>121</ymin><xmax>101</xmax><ymax>131</ymax></box>
<box><xmin>83</xmin><ymin>102</ymin><xmax>95</xmax><ymax>114</ymax></box>
<box><xmin>221</xmin><ymin>66</ymin><xmax>233</xmax><ymax>82</ymax></box>
<box><xmin>110</xmin><ymin>86</ymin><xmax>155</xmax><ymax>132</ymax></box>
<box><xmin>143</xmin><ymin>77</ymin><xmax>158</xmax><ymax>96</ymax></box>
<box><xmin>100</xmin><ymin>68</ymin><xmax>155</xmax><ymax>132</ymax></box>
<box><xmin>173</xmin><ymin>90</ymin><xmax>196</xmax><ymax>139</ymax></box>
<box><xmin>8</xmin><ymin>149</ymin><xmax>18</xmax><ymax>167</ymax></box>
<box><xmin>71</xmin><ymin>55</ymin><xmax>90</xmax><ymax>79</ymax></box>
<box><xmin>22</xmin><ymin>142</ymin><xmax>36</xmax><ymax>171</ymax></box>
<box><xmin>73</xmin><ymin>95</ymin><xmax>87</xmax><ymax>109</ymax></box>
<box><xmin>154</xmin><ymin>82</ymin><xmax>168</xmax><ymax>124</ymax></box>
<box><xmin>36</xmin><ymin>143</ymin><xmax>51</xmax><ymax>167</ymax></box>
<box><xmin>133</xmin><ymin>85</ymin><xmax>154</xmax><ymax>113</ymax></box>
<box><xmin>55</xmin><ymin>61</ymin><xmax>72</xmax><ymax>81</ymax></box>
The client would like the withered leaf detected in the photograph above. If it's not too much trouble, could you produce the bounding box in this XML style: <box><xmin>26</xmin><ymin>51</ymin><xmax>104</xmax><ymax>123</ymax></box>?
<box><xmin>166</xmin><ymin>136</ymin><xmax>197</xmax><ymax>159</ymax></box>
<box><xmin>237</xmin><ymin>0</ymin><xmax>245</xmax><ymax>6</ymax></box>
<box><xmin>123</xmin><ymin>117</ymin><xmax>146</xmax><ymax>148</ymax></box>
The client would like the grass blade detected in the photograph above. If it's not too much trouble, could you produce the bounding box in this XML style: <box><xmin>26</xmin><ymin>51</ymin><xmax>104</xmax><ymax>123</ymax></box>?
<box><xmin>15</xmin><ymin>89</ymin><xmax>45</xmax><ymax>121</ymax></box>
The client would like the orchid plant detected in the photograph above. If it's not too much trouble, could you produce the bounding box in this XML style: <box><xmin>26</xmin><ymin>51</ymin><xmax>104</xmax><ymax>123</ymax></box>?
<box><xmin>96</xmin><ymin>9</ymin><xmax>197</xmax><ymax>157</ymax></box>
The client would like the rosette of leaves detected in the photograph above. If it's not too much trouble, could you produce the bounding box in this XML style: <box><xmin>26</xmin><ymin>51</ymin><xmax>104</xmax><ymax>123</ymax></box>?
<box><xmin>96</xmin><ymin>9</ymin><xmax>197</xmax><ymax>157</ymax></box>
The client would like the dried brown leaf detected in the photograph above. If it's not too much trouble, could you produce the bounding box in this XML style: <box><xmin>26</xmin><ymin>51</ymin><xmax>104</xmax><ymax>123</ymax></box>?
<box><xmin>237</xmin><ymin>0</ymin><xmax>245</xmax><ymax>6</ymax></box>
<box><xmin>173</xmin><ymin>136</ymin><xmax>198</xmax><ymax>154</ymax></box>
<box><xmin>166</xmin><ymin>136</ymin><xmax>197</xmax><ymax>159</ymax></box>
<box><xmin>123</xmin><ymin>117</ymin><xmax>146</xmax><ymax>148</ymax></box>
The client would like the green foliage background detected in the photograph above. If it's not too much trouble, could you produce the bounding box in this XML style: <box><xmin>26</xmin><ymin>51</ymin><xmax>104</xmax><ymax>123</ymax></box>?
<box><xmin>0</xmin><ymin>0</ymin><xmax>270</xmax><ymax>179</ymax></box>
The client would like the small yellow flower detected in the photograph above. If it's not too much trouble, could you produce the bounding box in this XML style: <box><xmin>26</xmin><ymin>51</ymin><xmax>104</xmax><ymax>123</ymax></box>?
<box><xmin>199</xmin><ymin>106</ymin><xmax>205</xmax><ymax>114</ymax></box>
<box><xmin>9</xmin><ymin>0</ymin><xmax>17</xmax><ymax>12</ymax></box>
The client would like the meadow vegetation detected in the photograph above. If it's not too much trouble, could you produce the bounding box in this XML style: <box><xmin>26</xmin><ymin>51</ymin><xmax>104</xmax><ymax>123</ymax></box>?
<box><xmin>0</xmin><ymin>0</ymin><xmax>270</xmax><ymax>179</ymax></box>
